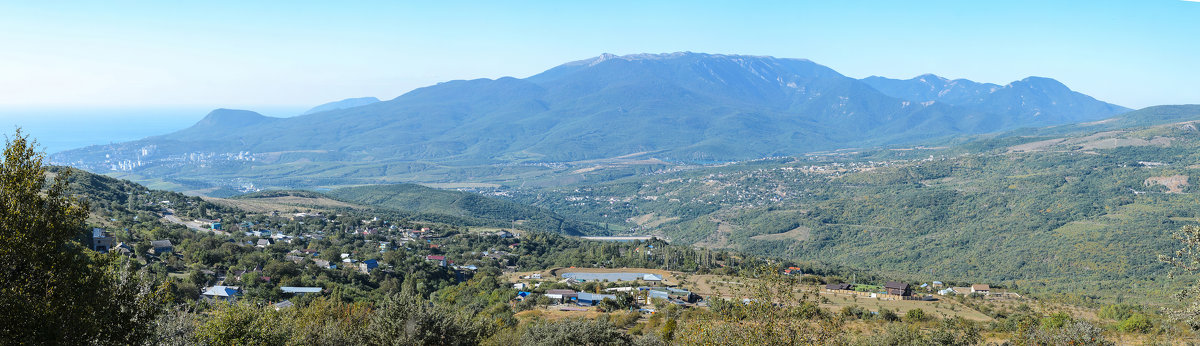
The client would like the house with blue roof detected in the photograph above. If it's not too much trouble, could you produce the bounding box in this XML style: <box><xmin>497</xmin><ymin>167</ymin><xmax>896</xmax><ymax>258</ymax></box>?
<box><xmin>576</xmin><ymin>292</ymin><xmax>618</xmax><ymax>306</ymax></box>
<box><xmin>358</xmin><ymin>259</ymin><xmax>379</xmax><ymax>273</ymax></box>
<box><xmin>202</xmin><ymin>286</ymin><xmax>241</xmax><ymax>302</ymax></box>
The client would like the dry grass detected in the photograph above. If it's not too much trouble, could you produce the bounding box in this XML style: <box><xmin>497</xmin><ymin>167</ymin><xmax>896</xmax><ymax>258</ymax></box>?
<box><xmin>514</xmin><ymin>306</ymin><xmax>606</xmax><ymax>321</ymax></box>
<box><xmin>202</xmin><ymin>195</ymin><xmax>360</xmax><ymax>213</ymax></box>
<box><xmin>689</xmin><ymin>274</ymin><xmax>993</xmax><ymax>321</ymax></box>
<box><xmin>750</xmin><ymin>226</ymin><xmax>812</xmax><ymax>241</ymax></box>
<box><xmin>628</xmin><ymin>213</ymin><xmax>680</xmax><ymax>228</ymax></box>
<box><xmin>1145</xmin><ymin>175</ymin><xmax>1190</xmax><ymax>193</ymax></box>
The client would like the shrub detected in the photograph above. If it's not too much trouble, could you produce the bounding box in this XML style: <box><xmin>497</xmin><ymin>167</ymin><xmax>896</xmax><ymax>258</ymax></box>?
<box><xmin>1017</xmin><ymin>320</ymin><xmax>1113</xmax><ymax>346</ymax></box>
<box><xmin>1040</xmin><ymin>312</ymin><xmax>1071</xmax><ymax>329</ymax></box>
<box><xmin>519</xmin><ymin>318</ymin><xmax>630</xmax><ymax>346</ymax></box>
<box><xmin>1098</xmin><ymin>304</ymin><xmax>1140</xmax><ymax>321</ymax></box>
<box><xmin>1117</xmin><ymin>313</ymin><xmax>1153</xmax><ymax>333</ymax></box>
<box><xmin>905</xmin><ymin>308</ymin><xmax>929</xmax><ymax>322</ymax></box>
<box><xmin>879</xmin><ymin>308</ymin><xmax>900</xmax><ymax>322</ymax></box>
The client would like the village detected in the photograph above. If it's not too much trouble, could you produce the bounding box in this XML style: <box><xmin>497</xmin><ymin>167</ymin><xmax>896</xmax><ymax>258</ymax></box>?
<box><xmin>78</xmin><ymin>193</ymin><xmax>1031</xmax><ymax>326</ymax></box>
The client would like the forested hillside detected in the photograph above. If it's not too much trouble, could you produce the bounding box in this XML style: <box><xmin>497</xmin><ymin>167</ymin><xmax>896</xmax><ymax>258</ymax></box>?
<box><xmin>326</xmin><ymin>184</ymin><xmax>603</xmax><ymax>236</ymax></box>
<box><xmin>509</xmin><ymin>107</ymin><xmax>1200</xmax><ymax>299</ymax></box>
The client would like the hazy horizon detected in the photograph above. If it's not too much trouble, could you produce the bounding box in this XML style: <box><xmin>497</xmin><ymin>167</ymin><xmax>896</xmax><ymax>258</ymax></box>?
<box><xmin>0</xmin><ymin>106</ymin><xmax>308</xmax><ymax>153</ymax></box>
<box><xmin>2</xmin><ymin>1</ymin><xmax>1199</xmax><ymax>112</ymax></box>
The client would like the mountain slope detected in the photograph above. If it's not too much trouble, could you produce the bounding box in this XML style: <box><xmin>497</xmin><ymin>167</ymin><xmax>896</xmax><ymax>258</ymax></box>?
<box><xmin>326</xmin><ymin>184</ymin><xmax>601</xmax><ymax>236</ymax></box>
<box><xmin>301</xmin><ymin>97</ymin><xmax>381</xmax><ymax>115</ymax></box>
<box><xmin>862</xmin><ymin>74</ymin><xmax>1129</xmax><ymax>125</ymax></box>
<box><xmin>52</xmin><ymin>52</ymin><xmax>1129</xmax><ymax>191</ymax></box>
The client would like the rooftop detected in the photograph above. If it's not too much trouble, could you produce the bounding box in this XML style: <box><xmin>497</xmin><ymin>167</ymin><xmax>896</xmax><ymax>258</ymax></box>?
<box><xmin>280</xmin><ymin>286</ymin><xmax>323</xmax><ymax>294</ymax></box>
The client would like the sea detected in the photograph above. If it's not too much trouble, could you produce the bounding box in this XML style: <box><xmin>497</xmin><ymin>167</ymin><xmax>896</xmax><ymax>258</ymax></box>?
<box><xmin>0</xmin><ymin>106</ymin><xmax>306</xmax><ymax>154</ymax></box>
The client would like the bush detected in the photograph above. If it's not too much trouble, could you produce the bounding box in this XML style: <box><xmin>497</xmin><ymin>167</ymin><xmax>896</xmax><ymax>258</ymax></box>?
<box><xmin>193</xmin><ymin>303</ymin><xmax>289</xmax><ymax>345</ymax></box>
<box><xmin>905</xmin><ymin>308</ymin><xmax>929</xmax><ymax>322</ymax></box>
<box><xmin>519</xmin><ymin>319</ymin><xmax>631</xmax><ymax>346</ymax></box>
<box><xmin>840</xmin><ymin>305</ymin><xmax>872</xmax><ymax>320</ymax></box>
<box><xmin>879</xmin><ymin>308</ymin><xmax>900</xmax><ymax>322</ymax></box>
<box><xmin>1117</xmin><ymin>313</ymin><xmax>1153</xmax><ymax>333</ymax></box>
<box><xmin>1017</xmin><ymin>320</ymin><xmax>1113</xmax><ymax>346</ymax></box>
<box><xmin>1098</xmin><ymin>304</ymin><xmax>1140</xmax><ymax>321</ymax></box>
<box><xmin>368</xmin><ymin>292</ymin><xmax>491</xmax><ymax>345</ymax></box>
<box><xmin>1040</xmin><ymin>312</ymin><xmax>1071</xmax><ymax>329</ymax></box>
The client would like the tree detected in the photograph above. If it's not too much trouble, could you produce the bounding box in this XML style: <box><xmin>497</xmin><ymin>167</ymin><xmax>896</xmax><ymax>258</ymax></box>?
<box><xmin>368</xmin><ymin>291</ymin><xmax>489</xmax><ymax>345</ymax></box>
<box><xmin>1159</xmin><ymin>223</ymin><xmax>1200</xmax><ymax>330</ymax></box>
<box><xmin>905</xmin><ymin>308</ymin><xmax>929</xmax><ymax>322</ymax></box>
<box><xmin>0</xmin><ymin>130</ymin><xmax>168</xmax><ymax>344</ymax></box>
<box><xmin>1015</xmin><ymin>320</ymin><xmax>1112</xmax><ymax>346</ymax></box>
<box><xmin>518</xmin><ymin>318</ymin><xmax>631</xmax><ymax>346</ymax></box>
<box><xmin>193</xmin><ymin>302</ymin><xmax>289</xmax><ymax>345</ymax></box>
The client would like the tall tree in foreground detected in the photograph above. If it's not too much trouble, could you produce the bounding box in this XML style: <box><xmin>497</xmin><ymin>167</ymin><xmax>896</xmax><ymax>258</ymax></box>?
<box><xmin>1161</xmin><ymin>224</ymin><xmax>1200</xmax><ymax>329</ymax></box>
<box><xmin>0</xmin><ymin>130</ymin><xmax>168</xmax><ymax>344</ymax></box>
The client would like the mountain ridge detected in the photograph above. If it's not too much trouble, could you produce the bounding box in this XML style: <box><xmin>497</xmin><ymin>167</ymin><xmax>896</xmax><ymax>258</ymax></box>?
<box><xmin>861</xmin><ymin>73</ymin><xmax>1129</xmax><ymax>125</ymax></box>
<box><xmin>52</xmin><ymin>52</ymin><xmax>1132</xmax><ymax>191</ymax></box>
<box><xmin>302</xmin><ymin>96</ymin><xmax>381</xmax><ymax>115</ymax></box>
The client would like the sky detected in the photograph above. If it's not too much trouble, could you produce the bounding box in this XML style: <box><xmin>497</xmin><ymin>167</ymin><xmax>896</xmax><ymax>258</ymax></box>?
<box><xmin>1</xmin><ymin>0</ymin><xmax>1198</xmax><ymax>112</ymax></box>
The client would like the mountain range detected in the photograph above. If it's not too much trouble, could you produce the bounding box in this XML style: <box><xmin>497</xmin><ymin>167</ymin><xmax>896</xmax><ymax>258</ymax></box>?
<box><xmin>52</xmin><ymin>52</ymin><xmax>1129</xmax><ymax>191</ymax></box>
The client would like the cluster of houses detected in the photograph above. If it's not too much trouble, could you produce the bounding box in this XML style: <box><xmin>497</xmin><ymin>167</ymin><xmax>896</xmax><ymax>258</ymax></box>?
<box><xmin>202</xmin><ymin>285</ymin><xmax>326</xmax><ymax>310</ymax></box>
<box><xmin>824</xmin><ymin>281</ymin><xmax>996</xmax><ymax>300</ymax></box>
<box><xmin>87</xmin><ymin>228</ymin><xmax>170</xmax><ymax>257</ymax></box>
<box><xmin>98</xmin><ymin>206</ymin><xmax>529</xmax><ymax>306</ymax></box>
<box><xmin>824</xmin><ymin>281</ymin><xmax>918</xmax><ymax>300</ymax></box>
<box><xmin>937</xmin><ymin>284</ymin><xmax>991</xmax><ymax>296</ymax></box>
<box><xmin>513</xmin><ymin>286</ymin><xmax>698</xmax><ymax>307</ymax></box>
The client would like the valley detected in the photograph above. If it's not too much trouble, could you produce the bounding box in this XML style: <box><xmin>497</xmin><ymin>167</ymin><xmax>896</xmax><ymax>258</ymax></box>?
<box><xmin>7</xmin><ymin>0</ymin><xmax>1200</xmax><ymax>343</ymax></box>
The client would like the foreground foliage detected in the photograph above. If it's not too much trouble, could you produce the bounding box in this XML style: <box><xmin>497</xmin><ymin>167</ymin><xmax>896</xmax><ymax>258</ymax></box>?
<box><xmin>0</xmin><ymin>131</ymin><xmax>169</xmax><ymax>344</ymax></box>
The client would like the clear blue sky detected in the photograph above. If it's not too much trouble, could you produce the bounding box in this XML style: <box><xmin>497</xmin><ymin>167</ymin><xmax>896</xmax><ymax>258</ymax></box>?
<box><xmin>1</xmin><ymin>0</ymin><xmax>1197</xmax><ymax>110</ymax></box>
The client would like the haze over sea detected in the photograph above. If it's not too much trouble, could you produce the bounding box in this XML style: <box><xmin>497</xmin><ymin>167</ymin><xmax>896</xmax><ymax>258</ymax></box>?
<box><xmin>0</xmin><ymin>106</ymin><xmax>305</xmax><ymax>153</ymax></box>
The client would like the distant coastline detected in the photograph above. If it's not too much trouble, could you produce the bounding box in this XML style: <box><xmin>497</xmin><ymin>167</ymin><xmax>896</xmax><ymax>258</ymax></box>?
<box><xmin>0</xmin><ymin>106</ymin><xmax>305</xmax><ymax>153</ymax></box>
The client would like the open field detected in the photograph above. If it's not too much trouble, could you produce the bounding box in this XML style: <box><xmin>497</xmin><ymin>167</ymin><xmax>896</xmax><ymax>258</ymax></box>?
<box><xmin>628</xmin><ymin>213</ymin><xmax>679</xmax><ymax>228</ymax></box>
<box><xmin>420</xmin><ymin>182</ymin><xmax>502</xmax><ymax>189</ymax></box>
<box><xmin>508</xmin><ymin>267</ymin><xmax>679</xmax><ymax>286</ymax></box>
<box><xmin>514</xmin><ymin>306</ymin><xmax>607</xmax><ymax>321</ymax></box>
<box><xmin>687</xmin><ymin>274</ymin><xmax>993</xmax><ymax>321</ymax></box>
<box><xmin>750</xmin><ymin>226</ymin><xmax>811</xmax><ymax>241</ymax></box>
<box><xmin>202</xmin><ymin>195</ymin><xmax>362</xmax><ymax>213</ymax></box>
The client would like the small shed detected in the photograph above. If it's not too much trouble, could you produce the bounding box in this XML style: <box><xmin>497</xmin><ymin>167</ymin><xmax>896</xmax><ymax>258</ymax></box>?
<box><xmin>150</xmin><ymin>239</ymin><xmax>174</xmax><ymax>254</ymax></box>
<box><xmin>825</xmin><ymin>283</ymin><xmax>853</xmax><ymax>291</ymax></box>
<box><xmin>545</xmin><ymin>289</ymin><xmax>577</xmax><ymax>302</ymax></box>
<box><xmin>884</xmin><ymin>281</ymin><xmax>912</xmax><ymax>296</ymax></box>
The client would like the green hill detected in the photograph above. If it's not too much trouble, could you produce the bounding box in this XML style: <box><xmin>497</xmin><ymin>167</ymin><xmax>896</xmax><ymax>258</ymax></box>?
<box><xmin>507</xmin><ymin>108</ymin><xmax>1200</xmax><ymax>299</ymax></box>
<box><xmin>326</xmin><ymin>184</ymin><xmax>603</xmax><ymax>236</ymax></box>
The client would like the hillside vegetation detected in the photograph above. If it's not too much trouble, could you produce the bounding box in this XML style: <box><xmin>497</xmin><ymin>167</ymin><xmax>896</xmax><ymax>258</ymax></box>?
<box><xmin>327</xmin><ymin>184</ymin><xmax>603</xmax><ymax>236</ymax></box>
<box><xmin>508</xmin><ymin>106</ymin><xmax>1200</xmax><ymax>300</ymax></box>
<box><xmin>10</xmin><ymin>130</ymin><xmax>1199</xmax><ymax>344</ymax></box>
